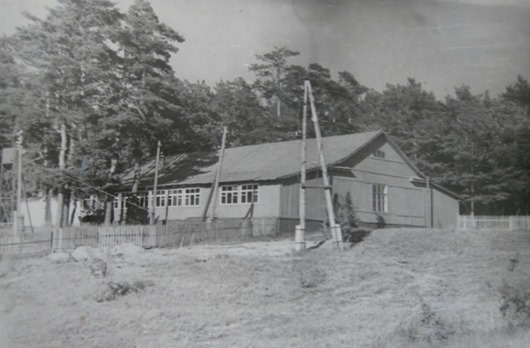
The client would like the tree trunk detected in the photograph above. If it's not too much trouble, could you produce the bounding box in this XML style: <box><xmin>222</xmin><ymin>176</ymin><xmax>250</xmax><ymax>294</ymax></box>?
<box><xmin>69</xmin><ymin>196</ymin><xmax>77</xmax><ymax>226</ymax></box>
<box><xmin>132</xmin><ymin>161</ymin><xmax>140</xmax><ymax>193</ymax></box>
<box><xmin>44</xmin><ymin>189</ymin><xmax>52</xmax><ymax>226</ymax></box>
<box><xmin>56</xmin><ymin>122</ymin><xmax>67</xmax><ymax>228</ymax></box>
<box><xmin>104</xmin><ymin>200</ymin><xmax>113</xmax><ymax>225</ymax></box>
<box><xmin>104</xmin><ymin>159</ymin><xmax>117</xmax><ymax>225</ymax></box>
<box><xmin>63</xmin><ymin>189</ymin><xmax>70</xmax><ymax>227</ymax></box>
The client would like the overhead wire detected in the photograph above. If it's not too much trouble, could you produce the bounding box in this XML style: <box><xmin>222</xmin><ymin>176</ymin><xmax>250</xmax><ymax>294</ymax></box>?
<box><xmin>22</xmin><ymin>157</ymin><xmax>150</xmax><ymax>212</ymax></box>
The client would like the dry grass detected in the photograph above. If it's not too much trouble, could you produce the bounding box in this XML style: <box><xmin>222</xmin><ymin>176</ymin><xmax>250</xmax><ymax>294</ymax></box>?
<box><xmin>0</xmin><ymin>228</ymin><xmax>529</xmax><ymax>347</ymax></box>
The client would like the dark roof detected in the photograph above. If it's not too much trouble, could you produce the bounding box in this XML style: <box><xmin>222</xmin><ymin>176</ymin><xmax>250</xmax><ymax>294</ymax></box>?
<box><xmin>124</xmin><ymin>130</ymin><xmax>396</xmax><ymax>187</ymax></box>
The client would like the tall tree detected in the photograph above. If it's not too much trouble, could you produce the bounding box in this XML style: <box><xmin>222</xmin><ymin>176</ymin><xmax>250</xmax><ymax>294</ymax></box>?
<box><xmin>11</xmin><ymin>0</ymin><xmax>123</xmax><ymax>225</ymax></box>
<box><xmin>502</xmin><ymin>75</ymin><xmax>530</xmax><ymax>116</ymax></box>
<box><xmin>438</xmin><ymin>86</ymin><xmax>529</xmax><ymax>214</ymax></box>
<box><xmin>249</xmin><ymin>46</ymin><xmax>300</xmax><ymax>118</ymax></box>
<box><xmin>114</xmin><ymin>0</ymin><xmax>185</xmax><ymax>196</ymax></box>
<box><xmin>212</xmin><ymin>78</ymin><xmax>278</xmax><ymax>145</ymax></box>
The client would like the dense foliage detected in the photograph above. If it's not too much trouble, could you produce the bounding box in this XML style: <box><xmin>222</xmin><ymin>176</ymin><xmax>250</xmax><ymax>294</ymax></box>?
<box><xmin>0</xmin><ymin>0</ymin><xmax>528</xmax><ymax>223</ymax></box>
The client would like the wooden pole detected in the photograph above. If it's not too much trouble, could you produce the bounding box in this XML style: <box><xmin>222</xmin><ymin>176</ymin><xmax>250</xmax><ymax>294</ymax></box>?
<box><xmin>13</xmin><ymin>131</ymin><xmax>24</xmax><ymax>240</ymax></box>
<box><xmin>150</xmin><ymin>140</ymin><xmax>161</xmax><ymax>225</ymax></box>
<box><xmin>306</xmin><ymin>81</ymin><xmax>344</xmax><ymax>250</ymax></box>
<box><xmin>295</xmin><ymin>82</ymin><xmax>308</xmax><ymax>251</ymax></box>
<box><xmin>164</xmin><ymin>189</ymin><xmax>170</xmax><ymax>223</ymax></box>
<box><xmin>208</xmin><ymin>126</ymin><xmax>228</xmax><ymax>221</ymax></box>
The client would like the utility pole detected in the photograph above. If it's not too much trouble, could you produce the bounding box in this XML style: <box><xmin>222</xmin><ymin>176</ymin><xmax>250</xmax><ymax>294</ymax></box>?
<box><xmin>427</xmin><ymin>176</ymin><xmax>434</xmax><ymax>228</ymax></box>
<box><xmin>295</xmin><ymin>82</ymin><xmax>308</xmax><ymax>251</ymax></box>
<box><xmin>150</xmin><ymin>140</ymin><xmax>162</xmax><ymax>225</ymax></box>
<box><xmin>306</xmin><ymin>81</ymin><xmax>344</xmax><ymax>250</ymax></box>
<box><xmin>13</xmin><ymin>131</ymin><xmax>24</xmax><ymax>240</ymax></box>
<box><xmin>208</xmin><ymin>126</ymin><xmax>228</xmax><ymax>221</ymax></box>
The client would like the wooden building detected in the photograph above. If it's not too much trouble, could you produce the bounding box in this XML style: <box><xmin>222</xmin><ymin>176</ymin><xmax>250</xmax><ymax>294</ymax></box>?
<box><xmin>115</xmin><ymin>130</ymin><xmax>460</xmax><ymax>231</ymax></box>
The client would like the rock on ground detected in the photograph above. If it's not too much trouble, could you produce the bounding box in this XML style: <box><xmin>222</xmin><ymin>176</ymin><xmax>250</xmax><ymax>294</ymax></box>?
<box><xmin>71</xmin><ymin>246</ymin><xmax>105</xmax><ymax>262</ymax></box>
<box><xmin>107</xmin><ymin>243</ymin><xmax>144</xmax><ymax>257</ymax></box>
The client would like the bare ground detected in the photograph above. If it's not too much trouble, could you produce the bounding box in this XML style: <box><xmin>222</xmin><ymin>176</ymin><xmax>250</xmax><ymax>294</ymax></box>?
<box><xmin>1</xmin><ymin>228</ymin><xmax>529</xmax><ymax>347</ymax></box>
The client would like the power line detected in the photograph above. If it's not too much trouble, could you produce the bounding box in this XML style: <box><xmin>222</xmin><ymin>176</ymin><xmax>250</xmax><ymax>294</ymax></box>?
<box><xmin>21</xmin><ymin>157</ymin><xmax>150</xmax><ymax>212</ymax></box>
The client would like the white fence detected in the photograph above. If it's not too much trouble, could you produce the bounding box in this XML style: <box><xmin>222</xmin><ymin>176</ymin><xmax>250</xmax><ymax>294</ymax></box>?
<box><xmin>458</xmin><ymin>215</ymin><xmax>530</xmax><ymax>231</ymax></box>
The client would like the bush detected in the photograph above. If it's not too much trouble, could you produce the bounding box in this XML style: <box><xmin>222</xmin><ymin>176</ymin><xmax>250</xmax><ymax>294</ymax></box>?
<box><xmin>333</xmin><ymin>192</ymin><xmax>359</xmax><ymax>230</ymax></box>
<box><xmin>341</xmin><ymin>228</ymin><xmax>371</xmax><ymax>245</ymax></box>
<box><xmin>500</xmin><ymin>280</ymin><xmax>530</xmax><ymax>329</ymax></box>
<box><xmin>96</xmin><ymin>280</ymin><xmax>153</xmax><ymax>302</ymax></box>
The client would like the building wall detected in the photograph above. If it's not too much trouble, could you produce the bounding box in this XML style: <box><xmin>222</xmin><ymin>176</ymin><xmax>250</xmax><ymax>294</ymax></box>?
<box><xmin>333</xmin><ymin>142</ymin><xmax>428</xmax><ymax>227</ymax></box>
<box><xmin>23</xmin><ymin>197</ymin><xmax>81</xmax><ymax>227</ymax></box>
<box><xmin>279</xmin><ymin>176</ymin><xmax>327</xmax><ymax>221</ymax></box>
<box><xmin>432</xmin><ymin>188</ymin><xmax>459</xmax><ymax>229</ymax></box>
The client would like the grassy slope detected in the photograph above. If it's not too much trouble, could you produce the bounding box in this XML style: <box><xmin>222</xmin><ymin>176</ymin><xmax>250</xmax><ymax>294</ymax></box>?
<box><xmin>1</xmin><ymin>228</ymin><xmax>529</xmax><ymax>347</ymax></box>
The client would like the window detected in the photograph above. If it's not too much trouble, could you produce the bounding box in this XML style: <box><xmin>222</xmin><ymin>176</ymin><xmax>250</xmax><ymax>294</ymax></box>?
<box><xmin>221</xmin><ymin>184</ymin><xmax>259</xmax><ymax>205</ymax></box>
<box><xmin>221</xmin><ymin>185</ymin><xmax>239</xmax><ymax>204</ymax></box>
<box><xmin>114</xmin><ymin>196</ymin><xmax>128</xmax><ymax>209</ymax></box>
<box><xmin>373</xmin><ymin>150</ymin><xmax>385</xmax><ymax>158</ymax></box>
<box><xmin>240</xmin><ymin>184</ymin><xmax>259</xmax><ymax>204</ymax></box>
<box><xmin>167</xmin><ymin>188</ymin><xmax>200</xmax><ymax>207</ymax></box>
<box><xmin>372</xmin><ymin>184</ymin><xmax>388</xmax><ymax>212</ymax></box>
<box><xmin>137</xmin><ymin>193</ymin><xmax>148</xmax><ymax>208</ymax></box>
<box><xmin>168</xmin><ymin>189</ymin><xmax>182</xmax><ymax>207</ymax></box>
<box><xmin>184</xmin><ymin>188</ymin><xmax>200</xmax><ymax>206</ymax></box>
<box><xmin>155</xmin><ymin>190</ymin><xmax>166</xmax><ymax>207</ymax></box>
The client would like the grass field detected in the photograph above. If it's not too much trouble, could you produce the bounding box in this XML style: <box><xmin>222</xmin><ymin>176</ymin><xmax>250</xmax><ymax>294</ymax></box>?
<box><xmin>1</xmin><ymin>228</ymin><xmax>529</xmax><ymax>347</ymax></box>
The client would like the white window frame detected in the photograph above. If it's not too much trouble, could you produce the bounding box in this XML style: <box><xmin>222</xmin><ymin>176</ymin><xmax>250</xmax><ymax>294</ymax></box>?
<box><xmin>221</xmin><ymin>185</ymin><xmax>239</xmax><ymax>205</ymax></box>
<box><xmin>184</xmin><ymin>188</ymin><xmax>201</xmax><ymax>206</ymax></box>
<box><xmin>240</xmin><ymin>184</ymin><xmax>259</xmax><ymax>204</ymax></box>
<box><xmin>372</xmin><ymin>184</ymin><xmax>388</xmax><ymax>213</ymax></box>
<box><xmin>168</xmin><ymin>189</ymin><xmax>182</xmax><ymax>207</ymax></box>
<box><xmin>373</xmin><ymin>150</ymin><xmax>386</xmax><ymax>159</ymax></box>
<box><xmin>167</xmin><ymin>188</ymin><xmax>200</xmax><ymax>207</ymax></box>
<box><xmin>137</xmin><ymin>193</ymin><xmax>148</xmax><ymax>208</ymax></box>
<box><xmin>221</xmin><ymin>184</ymin><xmax>259</xmax><ymax>205</ymax></box>
<box><xmin>155</xmin><ymin>190</ymin><xmax>166</xmax><ymax>207</ymax></box>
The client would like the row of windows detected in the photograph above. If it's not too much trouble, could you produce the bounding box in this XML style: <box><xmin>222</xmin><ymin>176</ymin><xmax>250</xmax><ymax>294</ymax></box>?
<box><xmin>156</xmin><ymin>188</ymin><xmax>201</xmax><ymax>207</ymax></box>
<box><xmin>115</xmin><ymin>183</ymin><xmax>387</xmax><ymax>213</ymax></box>
<box><xmin>221</xmin><ymin>184</ymin><xmax>259</xmax><ymax>205</ymax></box>
<box><xmin>372</xmin><ymin>150</ymin><xmax>386</xmax><ymax>158</ymax></box>
<box><xmin>114</xmin><ymin>184</ymin><xmax>259</xmax><ymax>208</ymax></box>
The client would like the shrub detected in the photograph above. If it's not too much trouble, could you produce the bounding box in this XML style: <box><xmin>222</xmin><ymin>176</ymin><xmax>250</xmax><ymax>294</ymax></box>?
<box><xmin>333</xmin><ymin>192</ymin><xmax>360</xmax><ymax>232</ymax></box>
<box><xmin>96</xmin><ymin>280</ymin><xmax>153</xmax><ymax>302</ymax></box>
<box><xmin>500</xmin><ymin>279</ymin><xmax>530</xmax><ymax>329</ymax></box>
<box><xmin>341</xmin><ymin>228</ymin><xmax>371</xmax><ymax>245</ymax></box>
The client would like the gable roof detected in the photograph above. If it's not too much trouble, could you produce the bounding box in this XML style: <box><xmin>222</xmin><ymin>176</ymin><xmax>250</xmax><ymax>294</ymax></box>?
<box><xmin>124</xmin><ymin>129</ymin><xmax>425</xmax><ymax>188</ymax></box>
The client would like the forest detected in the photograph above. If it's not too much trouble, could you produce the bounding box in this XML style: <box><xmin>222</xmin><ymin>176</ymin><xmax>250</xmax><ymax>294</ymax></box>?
<box><xmin>0</xmin><ymin>0</ymin><xmax>529</xmax><ymax>222</ymax></box>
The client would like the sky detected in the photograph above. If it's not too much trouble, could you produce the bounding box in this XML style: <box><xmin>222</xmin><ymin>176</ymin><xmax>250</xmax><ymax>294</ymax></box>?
<box><xmin>1</xmin><ymin>0</ymin><xmax>529</xmax><ymax>98</ymax></box>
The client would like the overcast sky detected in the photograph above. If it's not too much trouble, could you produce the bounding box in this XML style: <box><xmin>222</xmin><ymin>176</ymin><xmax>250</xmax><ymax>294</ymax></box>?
<box><xmin>1</xmin><ymin>0</ymin><xmax>529</xmax><ymax>98</ymax></box>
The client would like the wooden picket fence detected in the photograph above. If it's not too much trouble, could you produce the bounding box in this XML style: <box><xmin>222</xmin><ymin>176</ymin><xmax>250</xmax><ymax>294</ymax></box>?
<box><xmin>52</xmin><ymin>225</ymin><xmax>156</xmax><ymax>251</ymax></box>
<box><xmin>458</xmin><ymin>215</ymin><xmax>530</xmax><ymax>231</ymax></box>
<box><xmin>2</xmin><ymin>217</ymin><xmax>288</xmax><ymax>255</ymax></box>
<box><xmin>0</xmin><ymin>226</ymin><xmax>54</xmax><ymax>257</ymax></box>
<box><xmin>49</xmin><ymin>217</ymin><xmax>282</xmax><ymax>252</ymax></box>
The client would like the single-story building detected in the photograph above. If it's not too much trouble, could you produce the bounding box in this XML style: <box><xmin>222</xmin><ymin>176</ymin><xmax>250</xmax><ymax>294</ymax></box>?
<box><xmin>115</xmin><ymin>129</ymin><xmax>460</xmax><ymax>231</ymax></box>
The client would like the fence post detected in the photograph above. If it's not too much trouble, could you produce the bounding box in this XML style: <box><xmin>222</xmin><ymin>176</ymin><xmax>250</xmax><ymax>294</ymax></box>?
<box><xmin>57</xmin><ymin>227</ymin><xmax>63</xmax><ymax>252</ymax></box>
